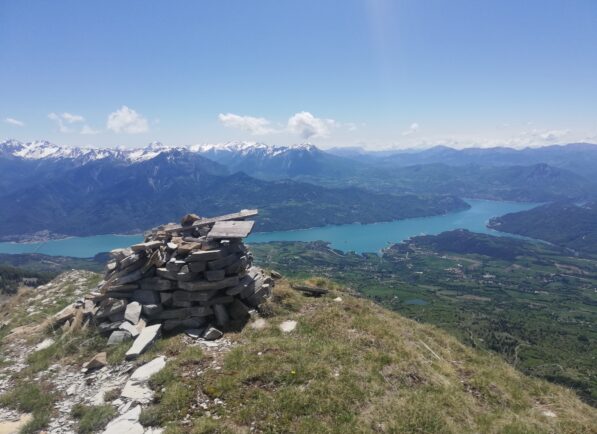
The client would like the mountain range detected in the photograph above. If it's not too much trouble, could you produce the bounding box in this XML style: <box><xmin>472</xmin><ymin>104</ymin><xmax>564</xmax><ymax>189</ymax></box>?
<box><xmin>2</xmin><ymin>139</ymin><xmax>597</xmax><ymax>240</ymax></box>
<box><xmin>0</xmin><ymin>140</ymin><xmax>468</xmax><ymax>240</ymax></box>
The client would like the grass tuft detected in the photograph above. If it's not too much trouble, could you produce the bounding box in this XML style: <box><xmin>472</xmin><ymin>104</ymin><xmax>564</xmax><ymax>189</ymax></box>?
<box><xmin>0</xmin><ymin>381</ymin><xmax>56</xmax><ymax>432</ymax></box>
<box><xmin>71</xmin><ymin>403</ymin><xmax>117</xmax><ymax>434</ymax></box>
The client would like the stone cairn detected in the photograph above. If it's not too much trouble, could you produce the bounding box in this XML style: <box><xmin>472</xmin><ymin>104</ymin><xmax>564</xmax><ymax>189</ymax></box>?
<box><xmin>91</xmin><ymin>209</ymin><xmax>273</xmax><ymax>359</ymax></box>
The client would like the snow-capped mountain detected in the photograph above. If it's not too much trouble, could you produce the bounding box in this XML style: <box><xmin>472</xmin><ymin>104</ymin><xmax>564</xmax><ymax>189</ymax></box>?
<box><xmin>0</xmin><ymin>139</ymin><xmax>177</xmax><ymax>164</ymax></box>
<box><xmin>190</xmin><ymin>141</ymin><xmax>361</xmax><ymax>179</ymax></box>
<box><xmin>190</xmin><ymin>141</ymin><xmax>317</xmax><ymax>157</ymax></box>
<box><xmin>0</xmin><ymin>139</ymin><xmax>360</xmax><ymax>180</ymax></box>
<box><xmin>0</xmin><ymin>139</ymin><xmax>324</xmax><ymax>165</ymax></box>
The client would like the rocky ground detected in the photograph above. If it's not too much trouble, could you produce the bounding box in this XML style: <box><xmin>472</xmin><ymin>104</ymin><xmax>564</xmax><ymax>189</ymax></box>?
<box><xmin>0</xmin><ymin>271</ymin><xmax>238</xmax><ymax>434</ymax></box>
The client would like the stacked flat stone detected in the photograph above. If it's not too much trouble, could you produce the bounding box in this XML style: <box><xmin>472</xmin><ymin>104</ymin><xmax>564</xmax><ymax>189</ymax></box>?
<box><xmin>91</xmin><ymin>210</ymin><xmax>273</xmax><ymax>358</ymax></box>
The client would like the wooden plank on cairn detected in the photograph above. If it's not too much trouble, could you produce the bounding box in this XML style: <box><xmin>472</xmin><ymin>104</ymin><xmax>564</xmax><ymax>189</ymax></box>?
<box><xmin>208</xmin><ymin>220</ymin><xmax>255</xmax><ymax>239</ymax></box>
<box><xmin>165</xmin><ymin>209</ymin><xmax>259</xmax><ymax>233</ymax></box>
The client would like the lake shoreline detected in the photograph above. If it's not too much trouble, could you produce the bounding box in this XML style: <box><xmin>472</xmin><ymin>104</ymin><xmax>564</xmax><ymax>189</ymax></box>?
<box><xmin>0</xmin><ymin>199</ymin><xmax>539</xmax><ymax>258</ymax></box>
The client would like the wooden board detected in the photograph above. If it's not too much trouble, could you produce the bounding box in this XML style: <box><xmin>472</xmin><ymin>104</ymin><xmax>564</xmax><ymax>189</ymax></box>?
<box><xmin>165</xmin><ymin>209</ymin><xmax>258</xmax><ymax>233</ymax></box>
<box><xmin>208</xmin><ymin>220</ymin><xmax>255</xmax><ymax>239</ymax></box>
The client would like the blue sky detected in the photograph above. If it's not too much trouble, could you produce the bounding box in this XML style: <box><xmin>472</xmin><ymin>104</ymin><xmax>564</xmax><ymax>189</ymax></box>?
<box><xmin>1</xmin><ymin>0</ymin><xmax>596</xmax><ymax>149</ymax></box>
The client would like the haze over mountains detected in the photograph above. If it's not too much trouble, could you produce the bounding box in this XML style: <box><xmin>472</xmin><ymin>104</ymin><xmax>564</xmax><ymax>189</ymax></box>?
<box><xmin>2</xmin><ymin>139</ymin><xmax>597</xmax><ymax>241</ymax></box>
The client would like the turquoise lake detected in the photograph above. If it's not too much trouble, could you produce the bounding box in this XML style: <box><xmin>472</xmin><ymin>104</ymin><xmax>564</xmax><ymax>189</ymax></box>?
<box><xmin>0</xmin><ymin>199</ymin><xmax>538</xmax><ymax>258</ymax></box>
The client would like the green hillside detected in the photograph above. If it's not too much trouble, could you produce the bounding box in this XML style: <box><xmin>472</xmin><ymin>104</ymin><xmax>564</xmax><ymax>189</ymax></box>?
<box><xmin>0</xmin><ymin>273</ymin><xmax>595</xmax><ymax>433</ymax></box>
<box><xmin>251</xmin><ymin>232</ymin><xmax>597</xmax><ymax>406</ymax></box>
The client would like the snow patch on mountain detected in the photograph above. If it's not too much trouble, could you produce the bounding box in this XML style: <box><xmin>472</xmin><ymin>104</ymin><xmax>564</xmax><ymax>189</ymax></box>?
<box><xmin>0</xmin><ymin>139</ymin><xmax>321</xmax><ymax>165</ymax></box>
<box><xmin>192</xmin><ymin>141</ymin><xmax>317</xmax><ymax>157</ymax></box>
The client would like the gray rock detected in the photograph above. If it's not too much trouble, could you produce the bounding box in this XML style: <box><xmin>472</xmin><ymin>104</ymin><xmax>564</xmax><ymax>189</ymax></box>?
<box><xmin>185</xmin><ymin>328</ymin><xmax>205</xmax><ymax>339</ymax></box>
<box><xmin>98</xmin><ymin>321</ymin><xmax>123</xmax><ymax>335</ymax></box>
<box><xmin>207</xmin><ymin>254</ymin><xmax>239</xmax><ymax>271</ymax></box>
<box><xmin>142</xmin><ymin>304</ymin><xmax>163</xmax><ymax>318</ymax></box>
<box><xmin>121</xmin><ymin>356</ymin><xmax>166</xmax><ymax>403</ymax></box>
<box><xmin>213</xmin><ymin>304</ymin><xmax>230</xmax><ymax>326</ymax></box>
<box><xmin>205</xmin><ymin>269</ymin><xmax>225</xmax><ymax>282</ymax></box>
<box><xmin>159</xmin><ymin>292</ymin><xmax>173</xmax><ymax>304</ymax></box>
<box><xmin>124</xmin><ymin>301</ymin><xmax>142</xmax><ymax>324</ymax></box>
<box><xmin>132</xmin><ymin>289</ymin><xmax>159</xmax><ymax>305</ymax></box>
<box><xmin>228</xmin><ymin>299</ymin><xmax>251</xmax><ymax>320</ymax></box>
<box><xmin>157</xmin><ymin>306</ymin><xmax>212</xmax><ymax>320</ymax></box>
<box><xmin>119</xmin><ymin>321</ymin><xmax>140</xmax><ymax>338</ymax></box>
<box><xmin>96</xmin><ymin>299</ymin><xmax>127</xmax><ymax>319</ymax></box>
<box><xmin>114</xmin><ymin>269</ymin><xmax>144</xmax><ymax>285</ymax></box>
<box><xmin>125</xmin><ymin>324</ymin><xmax>162</xmax><ymax>360</ymax></box>
<box><xmin>110</xmin><ymin>248</ymin><xmax>131</xmax><ymax>261</ymax></box>
<box><xmin>108</xmin><ymin>310</ymin><xmax>126</xmax><ymax>322</ymax></box>
<box><xmin>163</xmin><ymin>318</ymin><xmax>206</xmax><ymax>331</ymax></box>
<box><xmin>178</xmin><ymin>276</ymin><xmax>239</xmax><ymax>292</ymax></box>
<box><xmin>101</xmin><ymin>405</ymin><xmax>143</xmax><ymax>434</ymax></box>
<box><xmin>202</xmin><ymin>326</ymin><xmax>223</xmax><ymax>341</ymax></box>
<box><xmin>107</xmin><ymin>283</ymin><xmax>139</xmax><ymax>293</ymax></box>
<box><xmin>139</xmin><ymin>277</ymin><xmax>174</xmax><ymax>291</ymax></box>
<box><xmin>156</xmin><ymin>267</ymin><xmax>177</xmax><ymax>280</ymax></box>
<box><xmin>120</xmin><ymin>253</ymin><xmax>145</xmax><ymax>270</ymax></box>
<box><xmin>166</xmin><ymin>259</ymin><xmax>186</xmax><ymax>273</ymax></box>
<box><xmin>202</xmin><ymin>295</ymin><xmax>234</xmax><ymax>307</ymax></box>
<box><xmin>186</xmin><ymin>249</ymin><xmax>222</xmax><ymax>262</ymax></box>
<box><xmin>131</xmin><ymin>241</ymin><xmax>162</xmax><ymax>252</ymax></box>
<box><xmin>246</xmin><ymin>283</ymin><xmax>272</xmax><ymax>307</ymax></box>
<box><xmin>188</xmin><ymin>261</ymin><xmax>207</xmax><ymax>273</ymax></box>
<box><xmin>82</xmin><ymin>352</ymin><xmax>107</xmax><ymax>370</ymax></box>
<box><xmin>108</xmin><ymin>330</ymin><xmax>132</xmax><ymax>345</ymax></box>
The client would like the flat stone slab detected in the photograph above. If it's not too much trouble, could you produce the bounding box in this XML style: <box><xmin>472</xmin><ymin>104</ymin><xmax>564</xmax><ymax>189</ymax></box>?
<box><xmin>121</xmin><ymin>356</ymin><xmax>166</xmax><ymax>403</ymax></box>
<box><xmin>131</xmin><ymin>240</ymin><xmax>162</xmax><ymax>252</ymax></box>
<box><xmin>102</xmin><ymin>405</ymin><xmax>143</xmax><ymax>434</ymax></box>
<box><xmin>186</xmin><ymin>249</ymin><xmax>222</xmax><ymax>262</ymax></box>
<box><xmin>208</xmin><ymin>220</ymin><xmax>255</xmax><ymax>238</ymax></box>
<box><xmin>125</xmin><ymin>324</ymin><xmax>161</xmax><ymax>360</ymax></box>
<box><xmin>178</xmin><ymin>276</ymin><xmax>239</xmax><ymax>292</ymax></box>
<box><xmin>131</xmin><ymin>356</ymin><xmax>167</xmax><ymax>382</ymax></box>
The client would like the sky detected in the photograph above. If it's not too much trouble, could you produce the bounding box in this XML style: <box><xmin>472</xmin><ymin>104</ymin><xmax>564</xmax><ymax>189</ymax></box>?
<box><xmin>1</xmin><ymin>0</ymin><xmax>596</xmax><ymax>150</ymax></box>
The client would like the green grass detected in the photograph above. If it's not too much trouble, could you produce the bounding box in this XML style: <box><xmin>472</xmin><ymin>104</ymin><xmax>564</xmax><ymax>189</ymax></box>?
<box><xmin>71</xmin><ymin>403</ymin><xmax>117</xmax><ymax>434</ymax></box>
<box><xmin>251</xmin><ymin>236</ymin><xmax>597</xmax><ymax>405</ymax></box>
<box><xmin>0</xmin><ymin>381</ymin><xmax>56</xmax><ymax>433</ymax></box>
<box><xmin>25</xmin><ymin>329</ymin><xmax>106</xmax><ymax>374</ymax></box>
<box><xmin>139</xmin><ymin>341</ymin><xmax>204</xmax><ymax>428</ymax></box>
<box><xmin>132</xmin><ymin>281</ymin><xmax>597</xmax><ymax>433</ymax></box>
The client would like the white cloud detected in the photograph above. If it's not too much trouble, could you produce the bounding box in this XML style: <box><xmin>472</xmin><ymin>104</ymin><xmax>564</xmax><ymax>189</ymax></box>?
<box><xmin>107</xmin><ymin>106</ymin><xmax>149</xmax><ymax>134</ymax></box>
<box><xmin>4</xmin><ymin>117</ymin><xmax>24</xmax><ymax>127</ymax></box>
<box><xmin>48</xmin><ymin>112</ymin><xmax>86</xmax><ymax>133</ymax></box>
<box><xmin>401</xmin><ymin>122</ymin><xmax>420</xmax><ymax>136</ymax></box>
<box><xmin>80</xmin><ymin>125</ymin><xmax>100</xmax><ymax>135</ymax></box>
<box><xmin>218</xmin><ymin>113</ymin><xmax>274</xmax><ymax>135</ymax></box>
<box><xmin>536</xmin><ymin>129</ymin><xmax>570</xmax><ymax>141</ymax></box>
<box><xmin>287</xmin><ymin>111</ymin><xmax>336</xmax><ymax>140</ymax></box>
